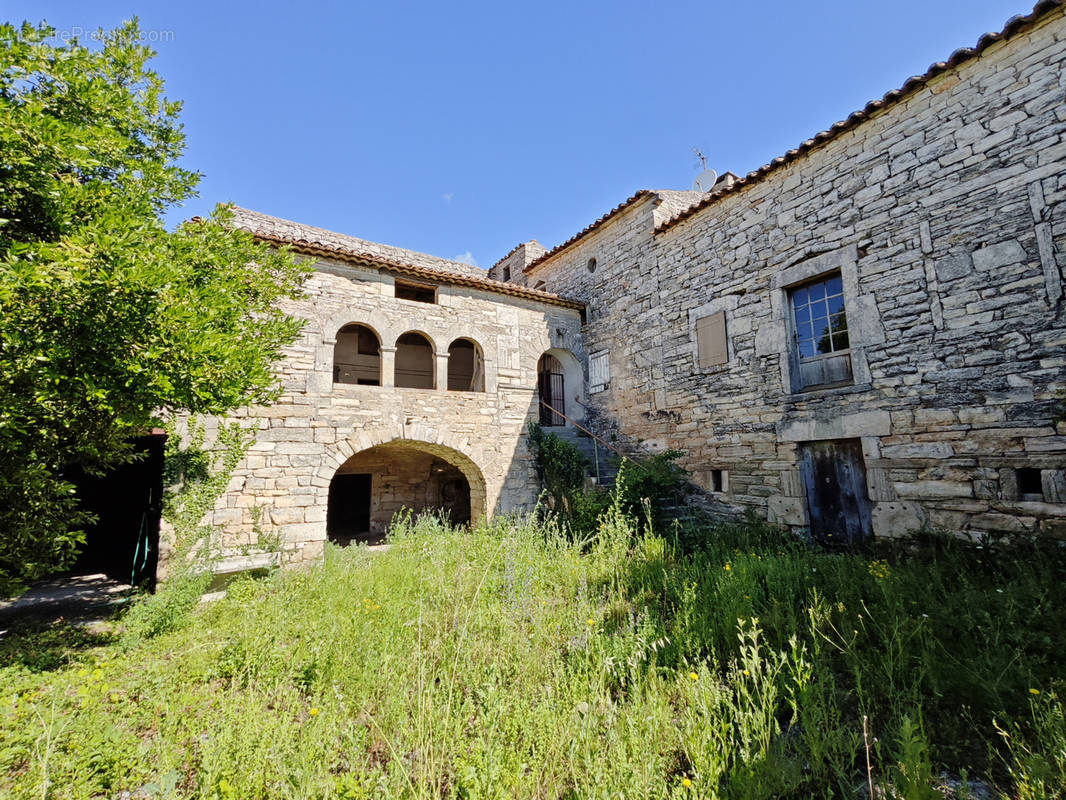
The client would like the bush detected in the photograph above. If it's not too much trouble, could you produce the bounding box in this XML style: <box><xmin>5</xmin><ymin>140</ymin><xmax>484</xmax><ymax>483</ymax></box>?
<box><xmin>527</xmin><ymin>423</ymin><xmax>690</xmax><ymax>536</ymax></box>
<box><xmin>612</xmin><ymin>449</ymin><xmax>689</xmax><ymax>528</ymax></box>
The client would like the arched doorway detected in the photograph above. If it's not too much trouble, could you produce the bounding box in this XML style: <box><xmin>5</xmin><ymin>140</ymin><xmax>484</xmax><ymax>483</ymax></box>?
<box><xmin>326</xmin><ymin>440</ymin><xmax>483</xmax><ymax>545</ymax></box>
<box><xmin>395</xmin><ymin>332</ymin><xmax>435</xmax><ymax>389</ymax></box>
<box><xmin>538</xmin><ymin>353</ymin><xmax>565</xmax><ymax>425</ymax></box>
<box><xmin>447</xmin><ymin>338</ymin><xmax>485</xmax><ymax>392</ymax></box>
<box><xmin>333</xmin><ymin>323</ymin><xmax>381</xmax><ymax>385</ymax></box>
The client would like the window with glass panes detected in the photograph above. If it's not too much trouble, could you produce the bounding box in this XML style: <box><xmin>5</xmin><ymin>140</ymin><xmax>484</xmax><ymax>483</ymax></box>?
<box><xmin>790</xmin><ymin>274</ymin><xmax>849</xmax><ymax>359</ymax></box>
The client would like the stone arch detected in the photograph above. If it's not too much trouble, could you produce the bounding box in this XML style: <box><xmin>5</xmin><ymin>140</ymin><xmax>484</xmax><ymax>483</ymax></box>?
<box><xmin>333</xmin><ymin>323</ymin><xmax>381</xmax><ymax>385</ymax></box>
<box><xmin>395</xmin><ymin>330</ymin><xmax>435</xmax><ymax>389</ymax></box>
<box><xmin>537</xmin><ymin>347</ymin><xmax>584</xmax><ymax>426</ymax></box>
<box><xmin>314</xmin><ymin>431</ymin><xmax>488</xmax><ymax>534</ymax></box>
<box><xmin>447</xmin><ymin>337</ymin><xmax>485</xmax><ymax>392</ymax></box>
<box><xmin>322</xmin><ymin>311</ymin><xmax>395</xmax><ymax>348</ymax></box>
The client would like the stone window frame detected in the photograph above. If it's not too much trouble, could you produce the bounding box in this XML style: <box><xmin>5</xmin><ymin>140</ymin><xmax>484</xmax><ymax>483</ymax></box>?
<box><xmin>765</xmin><ymin>245</ymin><xmax>883</xmax><ymax>395</ymax></box>
<box><xmin>688</xmin><ymin>294</ymin><xmax>740</xmax><ymax>373</ymax></box>
<box><xmin>394</xmin><ymin>279</ymin><xmax>438</xmax><ymax>304</ymax></box>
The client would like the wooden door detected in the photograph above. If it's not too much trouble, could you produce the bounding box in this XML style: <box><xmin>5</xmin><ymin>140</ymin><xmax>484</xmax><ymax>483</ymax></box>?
<box><xmin>799</xmin><ymin>439</ymin><xmax>872</xmax><ymax>546</ymax></box>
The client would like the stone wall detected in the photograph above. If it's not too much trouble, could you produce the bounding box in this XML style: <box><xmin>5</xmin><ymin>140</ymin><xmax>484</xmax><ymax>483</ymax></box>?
<box><xmin>163</xmin><ymin>253</ymin><xmax>585</xmax><ymax>571</ymax></box>
<box><xmin>522</xmin><ymin>6</ymin><xmax>1066</xmax><ymax>541</ymax></box>
<box><xmin>333</xmin><ymin>443</ymin><xmax>471</xmax><ymax>538</ymax></box>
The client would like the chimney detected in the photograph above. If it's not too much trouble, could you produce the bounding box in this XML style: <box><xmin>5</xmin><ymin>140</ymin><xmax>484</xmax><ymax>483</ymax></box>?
<box><xmin>488</xmin><ymin>240</ymin><xmax>547</xmax><ymax>286</ymax></box>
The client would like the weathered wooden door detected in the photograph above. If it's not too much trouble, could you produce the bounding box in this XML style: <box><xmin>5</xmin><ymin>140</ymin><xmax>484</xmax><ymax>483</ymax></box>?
<box><xmin>538</xmin><ymin>354</ymin><xmax>565</xmax><ymax>426</ymax></box>
<box><xmin>799</xmin><ymin>439</ymin><xmax>872</xmax><ymax>546</ymax></box>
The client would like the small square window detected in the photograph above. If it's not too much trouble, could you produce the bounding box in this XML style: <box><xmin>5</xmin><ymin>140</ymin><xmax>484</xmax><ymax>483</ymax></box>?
<box><xmin>395</xmin><ymin>280</ymin><xmax>436</xmax><ymax>303</ymax></box>
<box><xmin>1017</xmin><ymin>468</ymin><xmax>1043</xmax><ymax>499</ymax></box>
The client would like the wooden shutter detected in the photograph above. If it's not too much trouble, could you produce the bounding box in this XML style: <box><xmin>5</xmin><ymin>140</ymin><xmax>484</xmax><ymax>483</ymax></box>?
<box><xmin>589</xmin><ymin>351</ymin><xmax>610</xmax><ymax>392</ymax></box>
<box><xmin>696</xmin><ymin>311</ymin><xmax>728</xmax><ymax>368</ymax></box>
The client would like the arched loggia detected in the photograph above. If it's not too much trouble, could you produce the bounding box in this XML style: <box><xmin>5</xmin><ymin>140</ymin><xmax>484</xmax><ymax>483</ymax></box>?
<box><xmin>333</xmin><ymin>323</ymin><xmax>381</xmax><ymax>385</ymax></box>
<box><xmin>447</xmin><ymin>338</ymin><xmax>485</xmax><ymax>392</ymax></box>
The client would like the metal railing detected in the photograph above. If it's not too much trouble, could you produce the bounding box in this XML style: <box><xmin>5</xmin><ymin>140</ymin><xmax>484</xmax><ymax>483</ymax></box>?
<box><xmin>538</xmin><ymin>400</ymin><xmax>645</xmax><ymax>483</ymax></box>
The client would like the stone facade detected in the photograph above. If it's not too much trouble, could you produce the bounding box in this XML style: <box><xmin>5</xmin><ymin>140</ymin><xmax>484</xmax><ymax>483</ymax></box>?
<box><xmin>506</xmin><ymin>2</ymin><xmax>1066</xmax><ymax>543</ymax></box>
<box><xmin>170</xmin><ymin>3</ymin><xmax>1066</xmax><ymax>576</ymax></box>
<box><xmin>166</xmin><ymin>238</ymin><xmax>585</xmax><ymax>572</ymax></box>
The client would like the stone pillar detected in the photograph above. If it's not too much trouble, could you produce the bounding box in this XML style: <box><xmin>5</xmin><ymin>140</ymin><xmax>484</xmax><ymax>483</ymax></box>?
<box><xmin>435</xmin><ymin>352</ymin><xmax>450</xmax><ymax>390</ymax></box>
<box><xmin>307</xmin><ymin>340</ymin><xmax>336</xmax><ymax>394</ymax></box>
<box><xmin>380</xmin><ymin>346</ymin><xmax>396</xmax><ymax>389</ymax></box>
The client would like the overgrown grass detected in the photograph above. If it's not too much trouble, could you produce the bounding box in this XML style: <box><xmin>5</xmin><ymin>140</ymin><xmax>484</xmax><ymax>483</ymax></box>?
<box><xmin>1</xmin><ymin>509</ymin><xmax>1064</xmax><ymax>798</ymax></box>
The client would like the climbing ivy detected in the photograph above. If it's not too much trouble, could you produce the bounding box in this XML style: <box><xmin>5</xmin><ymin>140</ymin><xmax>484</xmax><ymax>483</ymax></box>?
<box><xmin>122</xmin><ymin>417</ymin><xmax>257</xmax><ymax>643</ymax></box>
<box><xmin>162</xmin><ymin>418</ymin><xmax>253</xmax><ymax>557</ymax></box>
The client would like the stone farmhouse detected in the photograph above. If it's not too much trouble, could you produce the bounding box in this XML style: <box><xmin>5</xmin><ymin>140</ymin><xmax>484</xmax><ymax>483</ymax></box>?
<box><xmin>157</xmin><ymin>1</ymin><xmax>1066</xmax><ymax>576</ymax></box>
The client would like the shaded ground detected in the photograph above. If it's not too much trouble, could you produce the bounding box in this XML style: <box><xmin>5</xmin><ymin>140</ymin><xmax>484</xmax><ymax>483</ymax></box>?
<box><xmin>0</xmin><ymin>573</ymin><xmax>131</xmax><ymax>625</ymax></box>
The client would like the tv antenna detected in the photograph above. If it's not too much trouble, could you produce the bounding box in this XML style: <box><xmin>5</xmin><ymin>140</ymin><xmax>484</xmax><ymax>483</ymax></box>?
<box><xmin>691</xmin><ymin>146</ymin><xmax>717</xmax><ymax>192</ymax></box>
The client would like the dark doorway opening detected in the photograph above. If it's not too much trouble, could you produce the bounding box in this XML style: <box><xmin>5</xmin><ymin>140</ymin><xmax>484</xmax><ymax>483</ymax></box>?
<box><xmin>799</xmin><ymin>438</ymin><xmax>873</xmax><ymax>547</ymax></box>
<box><xmin>439</xmin><ymin>472</ymin><xmax>471</xmax><ymax>526</ymax></box>
<box><xmin>538</xmin><ymin>353</ymin><xmax>565</xmax><ymax>426</ymax></box>
<box><xmin>327</xmin><ymin>473</ymin><xmax>372</xmax><ymax>546</ymax></box>
<box><xmin>70</xmin><ymin>432</ymin><xmax>166</xmax><ymax>588</ymax></box>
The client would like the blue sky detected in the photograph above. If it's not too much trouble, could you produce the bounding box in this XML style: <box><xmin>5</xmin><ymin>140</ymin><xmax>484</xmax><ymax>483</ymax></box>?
<box><xmin>10</xmin><ymin>0</ymin><xmax>1030</xmax><ymax>268</ymax></box>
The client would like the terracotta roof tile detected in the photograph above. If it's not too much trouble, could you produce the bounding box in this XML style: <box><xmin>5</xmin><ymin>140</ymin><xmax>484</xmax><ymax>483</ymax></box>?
<box><xmin>230</xmin><ymin>206</ymin><xmax>488</xmax><ymax>280</ymax></box>
<box><xmin>654</xmin><ymin>0</ymin><xmax>1064</xmax><ymax>234</ymax></box>
<box><xmin>521</xmin><ymin>191</ymin><xmax>653</xmax><ymax>274</ymax></box>
<box><xmin>520</xmin><ymin>188</ymin><xmax>714</xmax><ymax>274</ymax></box>
<box><xmin>231</xmin><ymin>208</ymin><xmax>584</xmax><ymax>310</ymax></box>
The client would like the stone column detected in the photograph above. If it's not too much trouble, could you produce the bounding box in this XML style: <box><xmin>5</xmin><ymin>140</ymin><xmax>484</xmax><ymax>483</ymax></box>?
<box><xmin>307</xmin><ymin>339</ymin><xmax>336</xmax><ymax>394</ymax></box>
<box><xmin>435</xmin><ymin>352</ymin><xmax>450</xmax><ymax>390</ymax></box>
<box><xmin>380</xmin><ymin>346</ymin><xmax>396</xmax><ymax>389</ymax></box>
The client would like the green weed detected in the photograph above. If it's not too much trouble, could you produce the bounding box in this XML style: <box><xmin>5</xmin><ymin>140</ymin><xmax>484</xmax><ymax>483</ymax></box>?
<box><xmin>0</xmin><ymin>512</ymin><xmax>1063</xmax><ymax>798</ymax></box>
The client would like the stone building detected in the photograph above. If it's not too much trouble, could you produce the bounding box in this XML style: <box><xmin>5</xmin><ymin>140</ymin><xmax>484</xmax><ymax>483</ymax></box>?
<box><xmin>167</xmin><ymin>1</ymin><xmax>1066</xmax><ymax>574</ymax></box>
<box><xmin>178</xmin><ymin>208</ymin><xmax>588</xmax><ymax>572</ymax></box>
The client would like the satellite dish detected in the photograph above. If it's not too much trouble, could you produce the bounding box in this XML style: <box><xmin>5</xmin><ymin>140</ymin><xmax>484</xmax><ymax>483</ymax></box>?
<box><xmin>693</xmin><ymin>169</ymin><xmax>718</xmax><ymax>192</ymax></box>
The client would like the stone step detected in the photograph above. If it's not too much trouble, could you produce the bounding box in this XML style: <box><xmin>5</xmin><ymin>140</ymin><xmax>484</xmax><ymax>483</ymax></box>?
<box><xmin>544</xmin><ymin>426</ymin><xmax>620</xmax><ymax>485</ymax></box>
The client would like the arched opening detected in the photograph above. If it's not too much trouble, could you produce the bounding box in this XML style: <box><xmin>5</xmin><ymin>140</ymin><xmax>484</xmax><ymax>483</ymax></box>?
<box><xmin>395</xmin><ymin>332</ymin><xmax>434</xmax><ymax>389</ymax></box>
<box><xmin>326</xmin><ymin>440</ymin><xmax>483</xmax><ymax>545</ymax></box>
<box><xmin>334</xmin><ymin>324</ymin><xmax>381</xmax><ymax>385</ymax></box>
<box><xmin>538</xmin><ymin>353</ymin><xmax>565</xmax><ymax>425</ymax></box>
<box><xmin>447</xmin><ymin>338</ymin><xmax>485</xmax><ymax>392</ymax></box>
<box><xmin>537</xmin><ymin>348</ymin><xmax>584</xmax><ymax>426</ymax></box>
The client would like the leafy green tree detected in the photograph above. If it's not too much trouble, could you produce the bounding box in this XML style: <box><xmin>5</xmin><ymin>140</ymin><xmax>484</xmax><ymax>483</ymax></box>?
<box><xmin>0</xmin><ymin>21</ymin><xmax>311</xmax><ymax>591</ymax></box>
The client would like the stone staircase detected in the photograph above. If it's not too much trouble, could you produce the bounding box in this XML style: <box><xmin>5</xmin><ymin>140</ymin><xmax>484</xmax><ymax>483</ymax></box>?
<box><xmin>548</xmin><ymin>426</ymin><xmax>620</xmax><ymax>489</ymax></box>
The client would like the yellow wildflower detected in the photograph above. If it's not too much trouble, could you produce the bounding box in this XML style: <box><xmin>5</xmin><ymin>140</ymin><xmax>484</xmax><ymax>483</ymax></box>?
<box><xmin>867</xmin><ymin>560</ymin><xmax>891</xmax><ymax>580</ymax></box>
<box><xmin>682</xmin><ymin>778</ymin><xmax>693</xmax><ymax>788</ymax></box>
<box><xmin>689</xmin><ymin>671</ymin><xmax>699</xmax><ymax>681</ymax></box>
<box><xmin>309</xmin><ymin>707</ymin><xmax>320</xmax><ymax>716</ymax></box>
